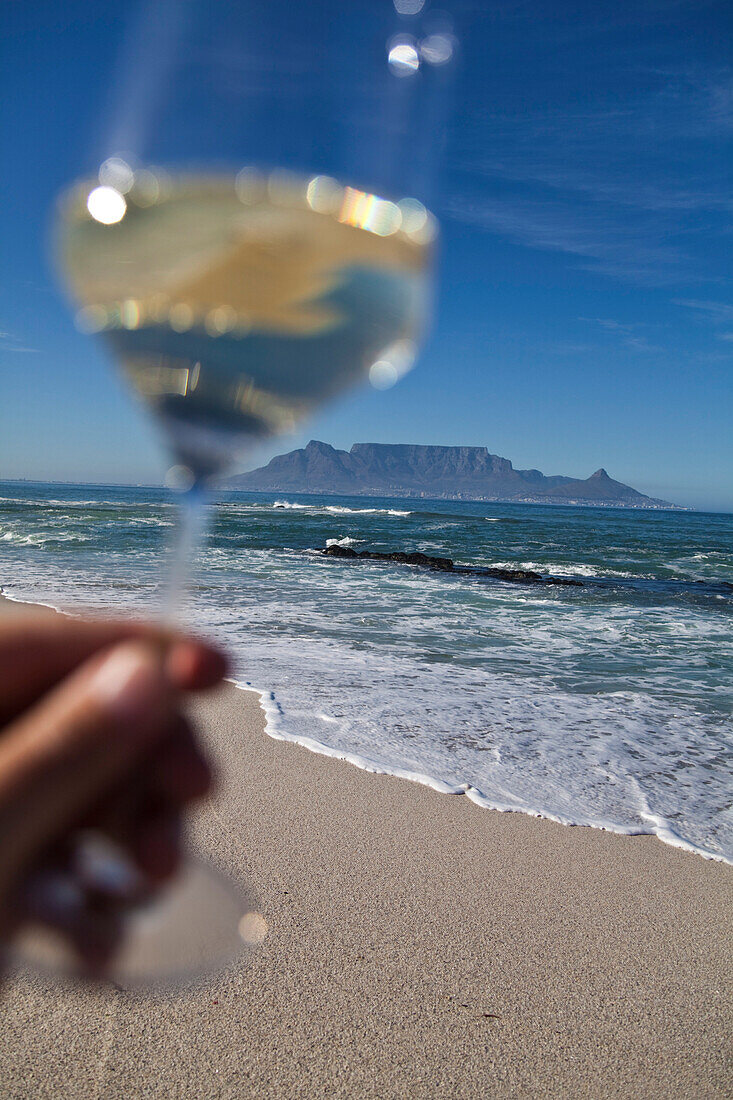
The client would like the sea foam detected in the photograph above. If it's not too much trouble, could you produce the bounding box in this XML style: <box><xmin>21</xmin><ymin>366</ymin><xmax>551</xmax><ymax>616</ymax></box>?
<box><xmin>2</xmin><ymin>485</ymin><xmax>730</xmax><ymax>865</ymax></box>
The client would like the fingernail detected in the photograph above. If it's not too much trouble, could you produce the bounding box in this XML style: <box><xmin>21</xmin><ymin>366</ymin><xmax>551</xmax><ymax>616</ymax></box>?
<box><xmin>88</xmin><ymin>644</ymin><xmax>165</xmax><ymax>725</ymax></box>
<box><xmin>166</xmin><ymin>640</ymin><xmax>229</xmax><ymax>689</ymax></box>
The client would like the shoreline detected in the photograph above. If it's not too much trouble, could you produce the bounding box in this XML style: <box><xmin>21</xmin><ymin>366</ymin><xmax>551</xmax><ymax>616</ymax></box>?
<box><xmin>1</xmin><ymin>672</ymin><xmax>730</xmax><ymax>1097</ymax></box>
<box><xmin>2</xmin><ymin>588</ymin><xmax>729</xmax><ymax>865</ymax></box>
<box><xmin>235</xmin><ymin>677</ymin><xmax>729</xmax><ymax>865</ymax></box>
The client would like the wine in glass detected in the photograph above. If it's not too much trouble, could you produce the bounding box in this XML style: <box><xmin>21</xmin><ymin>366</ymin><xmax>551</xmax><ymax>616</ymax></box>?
<box><xmin>60</xmin><ymin>167</ymin><xmax>434</xmax><ymax>496</ymax></box>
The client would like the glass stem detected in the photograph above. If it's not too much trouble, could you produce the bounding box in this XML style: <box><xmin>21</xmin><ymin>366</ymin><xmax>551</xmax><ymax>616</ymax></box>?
<box><xmin>164</xmin><ymin>480</ymin><xmax>208</xmax><ymax>624</ymax></box>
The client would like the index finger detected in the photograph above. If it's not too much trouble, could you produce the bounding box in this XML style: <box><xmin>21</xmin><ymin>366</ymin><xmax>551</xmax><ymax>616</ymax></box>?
<box><xmin>0</xmin><ymin>608</ymin><xmax>228</xmax><ymax>726</ymax></box>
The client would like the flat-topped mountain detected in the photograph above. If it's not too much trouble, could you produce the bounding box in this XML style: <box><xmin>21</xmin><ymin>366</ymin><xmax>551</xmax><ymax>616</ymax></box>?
<box><xmin>224</xmin><ymin>441</ymin><xmax>678</xmax><ymax>508</ymax></box>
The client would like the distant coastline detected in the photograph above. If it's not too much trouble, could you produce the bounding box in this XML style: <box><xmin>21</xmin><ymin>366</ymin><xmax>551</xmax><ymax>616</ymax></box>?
<box><xmin>223</xmin><ymin>441</ymin><xmax>687</xmax><ymax>510</ymax></box>
<box><xmin>0</xmin><ymin>476</ymin><xmax>693</xmax><ymax>510</ymax></box>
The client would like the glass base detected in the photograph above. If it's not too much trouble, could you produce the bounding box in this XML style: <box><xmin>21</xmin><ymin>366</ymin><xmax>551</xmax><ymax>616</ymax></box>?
<box><xmin>12</xmin><ymin>856</ymin><xmax>266</xmax><ymax>988</ymax></box>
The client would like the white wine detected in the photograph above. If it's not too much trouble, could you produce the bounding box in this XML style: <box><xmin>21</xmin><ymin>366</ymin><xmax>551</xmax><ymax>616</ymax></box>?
<box><xmin>57</xmin><ymin>169</ymin><xmax>434</xmax><ymax>480</ymax></box>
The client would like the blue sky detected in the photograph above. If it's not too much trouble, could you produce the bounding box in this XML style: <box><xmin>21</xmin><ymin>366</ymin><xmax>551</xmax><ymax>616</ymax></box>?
<box><xmin>1</xmin><ymin>0</ymin><xmax>731</xmax><ymax>510</ymax></box>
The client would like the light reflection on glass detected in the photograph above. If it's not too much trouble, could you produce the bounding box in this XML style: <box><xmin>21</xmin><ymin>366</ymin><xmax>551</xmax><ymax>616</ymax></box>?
<box><xmin>397</xmin><ymin>197</ymin><xmax>428</xmax><ymax>235</ymax></box>
<box><xmin>120</xmin><ymin>299</ymin><xmax>141</xmax><ymax>330</ymax></box>
<box><xmin>369</xmin><ymin>337</ymin><xmax>416</xmax><ymax>389</ymax></box>
<box><xmin>87</xmin><ymin>186</ymin><xmax>127</xmax><ymax>225</ymax></box>
<box><xmin>420</xmin><ymin>33</ymin><xmax>455</xmax><ymax>65</ymax></box>
<box><xmin>204</xmin><ymin>305</ymin><xmax>237</xmax><ymax>336</ymax></box>
<box><xmin>388</xmin><ymin>40</ymin><xmax>420</xmax><ymax>76</ymax></box>
<box><xmin>131</xmin><ymin>168</ymin><xmax>161</xmax><ymax>207</ymax></box>
<box><xmin>164</xmin><ymin>463</ymin><xmax>196</xmax><ymax>491</ymax></box>
<box><xmin>369</xmin><ymin>359</ymin><xmax>399</xmax><ymax>389</ymax></box>
<box><xmin>98</xmin><ymin>157</ymin><xmax>135</xmax><ymax>194</ymax></box>
<box><xmin>169</xmin><ymin>303</ymin><xmax>194</xmax><ymax>332</ymax></box>
<box><xmin>393</xmin><ymin>0</ymin><xmax>425</xmax><ymax>14</ymax></box>
<box><xmin>75</xmin><ymin>304</ymin><xmax>109</xmax><ymax>333</ymax></box>
<box><xmin>238</xmin><ymin>912</ymin><xmax>268</xmax><ymax>946</ymax></box>
<box><xmin>338</xmin><ymin>188</ymin><xmax>403</xmax><ymax>236</ymax></box>
<box><xmin>306</xmin><ymin>175</ymin><xmax>343</xmax><ymax>215</ymax></box>
<box><xmin>235</xmin><ymin>168</ymin><xmax>265</xmax><ymax>205</ymax></box>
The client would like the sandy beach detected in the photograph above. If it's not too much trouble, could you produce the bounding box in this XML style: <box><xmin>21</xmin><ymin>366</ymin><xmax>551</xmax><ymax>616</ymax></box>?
<box><xmin>0</xmin><ymin>654</ymin><xmax>731</xmax><ymax>1098</ymax></box>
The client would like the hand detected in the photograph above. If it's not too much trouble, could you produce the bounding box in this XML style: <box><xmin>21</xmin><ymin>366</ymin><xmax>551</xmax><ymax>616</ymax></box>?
<box><xmin>0</xmin><ymin>608</ymin><xmax>228</xmax><ymax>975</ymax></box>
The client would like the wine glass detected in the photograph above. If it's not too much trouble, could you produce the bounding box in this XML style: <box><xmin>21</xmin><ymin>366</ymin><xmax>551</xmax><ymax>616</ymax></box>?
<box><xmin>23</xmin><ymin>0</ymin><xmax>453</xmax><ymax>984</ymax></box>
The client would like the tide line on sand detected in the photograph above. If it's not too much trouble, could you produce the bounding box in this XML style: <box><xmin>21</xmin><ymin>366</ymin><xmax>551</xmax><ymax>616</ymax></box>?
<box><xmin>230</xmin><ymin>678</ymin><xmax>729</xmax><ymax>865</ymax></box>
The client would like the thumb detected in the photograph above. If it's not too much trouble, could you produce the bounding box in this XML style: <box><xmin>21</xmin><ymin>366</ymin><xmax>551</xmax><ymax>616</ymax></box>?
<box><xmin>0</xmin><ymin>642</ymin><xmax>175</xmax><ymax>890</ymax></box>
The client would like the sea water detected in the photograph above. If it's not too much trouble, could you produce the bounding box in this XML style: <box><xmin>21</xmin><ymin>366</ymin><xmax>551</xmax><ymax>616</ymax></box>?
<box><xmin>1</xmin><ymin>482</ymin><xmax>731</xmax><ymax>862</ymax></box>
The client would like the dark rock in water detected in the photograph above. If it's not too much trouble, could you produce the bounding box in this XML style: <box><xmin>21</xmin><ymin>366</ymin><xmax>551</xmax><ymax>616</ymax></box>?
<box><xmin>479</xmin><ymin>567</ymin><xmax>583</xmax><ymax>587</ymax></box>
<box><xmin>321</xmin><ymin>545</ymin><xmax>584</xmax><ymax>586</ymax></box>
<box><xmin>371</xmin><ymin>550</ymin><xmax>454</xmax><ymax>571</ymax></box>
<box><xmin>483</xmin><ymin>566</ymin><xmax>543</xmax><ymax>583</ymax></box>
<box><xmin>323</xmin><ymin>545</ymin><xmax>454</xmax><ymax>571</ymax></box>
<box><xmin>324</xmin><ymin>545</ymin><xmax>359</xmax><ymax>559</ymax></box>
<box><xmin>541</xmin><ymin>575</ymin><xmax>584</xmax><ymax>587</ymax></box>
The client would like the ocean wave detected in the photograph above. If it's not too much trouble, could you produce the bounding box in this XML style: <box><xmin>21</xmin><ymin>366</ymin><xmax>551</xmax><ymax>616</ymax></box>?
<box><xmin>272</xmin><ymin>499</ymin><xmax>412</xmax><ymax>517</ymax></box>
<box><xmin>325</xmin><ymin>505</ymin><xmax>413</xmax><ymax>517</ymax></box>
<box><xmin>38</xmin><ymin>498</ymin><xmax>171</xmax><ymax>510</ymax></box>
<box><xmin>267</xmin><ymin>500</ymin><xmax>522</xmax><ymax>523</ymax></box>
<box><xmin>485</xmin><ymin>560</ymin><xmax>639</xmax><ymax>579</ymax></box>
<box><xmin>127</xmin><ymin>517</ymin><xmax>174</xmax><ymax>527</ymax></box>
<box><xmin>325</xmin><ymin>537</ymin><xmax>364</xmax><ymax>548</ymax></box>
<box><xmin>1</xmin><ymin>529</ymin><xmax>92</xmax><ymax>546</ymax></box>
<box><xmin>44</xmin><ymin>498</ymin><xmax>128</xmax><ymax>507</ymax></box>
<box><xmin>232</xmin><ymin>673</ymin><xmax>730</xmax><ymax>865</ymax></box>
<box><xmin>664</xmin><ymin>555</ymin><xmax>733</xmax><ymax>584</ymax></box>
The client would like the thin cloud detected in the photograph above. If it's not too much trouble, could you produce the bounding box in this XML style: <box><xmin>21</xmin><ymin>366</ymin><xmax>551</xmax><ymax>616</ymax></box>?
<box><xmin>579</xmin><ymin>317</ymin><xmax>662</xmax><ymax>353</ymax></box>
<box><xmin>581</xmin><ymin>318</ymin><xmax>638</xmax><ymax>334</ymax></box>
<box><xmin>675</xmin><ymin>300</ymin><xmax>733</xmax><ymax>323</ymax></box>
<box><xmin>546</xmin><ymin>342</ymin><xmax>598</xmax><ymax>356</ymax></box>
<box><xmin>464</xmin><ymin>157</ymin><xmax>731</xmax><ymax>215</ymax></box>
<box><xmin>445</xmin><ymin>194</ymin><xmax>689</xmax><ymax>286</ymax></box>
<box><xmin>460</xmin><ymin>67</ymin><xmax>733</xmax><ymax>209</ymax></box>
<box><xmin>447</xmin><ymin>27</ymin><xmax>731</xmax><ymax>288</ymax></box>
<box><xmin>0</xmin><ymin>330</ymin><xmax>40</xmax><ymax>354</ymax></box>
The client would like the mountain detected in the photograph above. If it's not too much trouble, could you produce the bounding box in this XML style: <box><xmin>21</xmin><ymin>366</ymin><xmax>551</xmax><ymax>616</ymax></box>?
<box><xmin>223</xmin><ymin>441</ymin><xmax>679</xmax><ymax>508</ymax></box>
